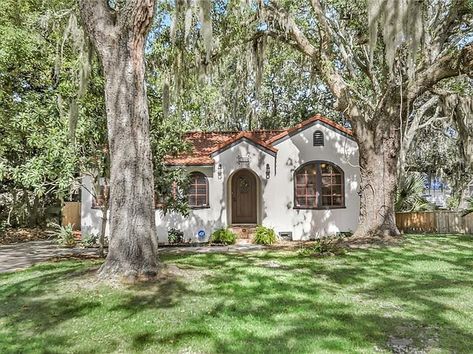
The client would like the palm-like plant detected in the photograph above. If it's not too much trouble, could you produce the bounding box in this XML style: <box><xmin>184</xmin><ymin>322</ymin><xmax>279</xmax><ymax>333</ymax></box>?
<box><xmin>396</xmin><ymin>174</ymin><xmax>432</xmax><ymax>212</ymax></box>
<box><xmin>462</xmin><ymin>197</ymin><xmax>473</xmax><ymax>216</ymax></box>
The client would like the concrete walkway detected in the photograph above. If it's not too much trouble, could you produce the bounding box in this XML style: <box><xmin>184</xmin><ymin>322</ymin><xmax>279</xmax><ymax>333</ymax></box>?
<box><xmin>0</xmin><ymin>240</ymin><xmax>100</xmax><ymax>274</ymax></box>
<box><xmin>0</xmin><ymin>240</ymin><xmax>266</xmax><ymax>274</ymax></box>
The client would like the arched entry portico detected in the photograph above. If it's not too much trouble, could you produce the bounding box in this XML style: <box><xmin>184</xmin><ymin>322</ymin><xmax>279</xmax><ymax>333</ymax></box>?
<box><xmin>229</xmin><ymin>169</ymin><xmax>259</xmax><ymax>224</ymax></box>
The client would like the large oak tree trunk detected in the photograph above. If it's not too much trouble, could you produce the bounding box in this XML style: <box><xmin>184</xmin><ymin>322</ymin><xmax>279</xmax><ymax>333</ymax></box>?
<box><xmin>79</xmin><ymin>0</ymin><xmax>158</xmax><ymax>281</ymax></box>
<box><xmin>352</xmin><ymin>119</ymin><xmax>401</xmax><ymax>238</ymax></box>
<box><xmin>99</xmin><ymin>42</ymin><xmax>158</xmax><ymax>280</ymax></box>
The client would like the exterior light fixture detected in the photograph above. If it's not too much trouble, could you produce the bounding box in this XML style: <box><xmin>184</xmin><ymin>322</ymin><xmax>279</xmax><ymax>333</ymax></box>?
<box><xmin>265</xmin><ymin>163</ymin><xmax>271</xmax><ymax>179</ymax></box>
<box><xmin>218</xmin><ymin>164</ymin><xmax>223</xmax><ymax>180</ymax></box>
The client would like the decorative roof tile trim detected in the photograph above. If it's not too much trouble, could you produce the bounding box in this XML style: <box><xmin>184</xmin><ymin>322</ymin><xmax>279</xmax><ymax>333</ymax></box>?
<box><xmin>266</xmin><ymin>114</ymin><xmax>353</xmax><ymax>145</ymax></box>
<box><xmin>210</xmin><ymin>131</ymin><xmax>278</xmax><ymax>156</ymax></box>
<box><xmin>165</xmin><ymin>159</ymin><xmax>214</xmax><ymax>166</ymax></box>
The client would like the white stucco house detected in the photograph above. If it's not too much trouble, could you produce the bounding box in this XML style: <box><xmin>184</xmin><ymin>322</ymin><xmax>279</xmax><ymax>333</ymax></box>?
<box><xmin>81</xmin><ymin>114</ymin><xmax>360</xmax><ymax>242</ymax></box>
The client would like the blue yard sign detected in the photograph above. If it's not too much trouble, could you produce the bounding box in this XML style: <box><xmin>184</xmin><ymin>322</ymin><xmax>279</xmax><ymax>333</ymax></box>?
<box><xmin>197</xmin><ymin>230</ymin><xmax>206</xmax><ymax>240</ymax></box>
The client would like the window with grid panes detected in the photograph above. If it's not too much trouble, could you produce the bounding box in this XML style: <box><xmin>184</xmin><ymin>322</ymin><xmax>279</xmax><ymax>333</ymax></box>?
<box><xmin>295</xmin><ymin>164</ymin><xmax>318</xmax><ymax>208</ymax></box>
<box><xmin>294</xmin><ymin>162</ymin><xmax>344</xmax><ymax>208</ymax></box>
<box><xmin>188</xmin><ymin>172</ymin><xmax>209</xmax><ymax>207</ymax></box>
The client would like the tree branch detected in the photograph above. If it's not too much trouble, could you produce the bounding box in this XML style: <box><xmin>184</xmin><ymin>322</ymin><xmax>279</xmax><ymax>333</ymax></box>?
<box><xmin>119</xmin><ymin>0</ymin><xmax>156</xmax><ymax>39</ymax></box>
<box><xmin>408</xmin><ymin>43</ymin><xmax>473</xmax><ymax>104</ymax></box>
<box><xmin>78</xmin><ymin>0</ymin><xmax>115</xmax><ymax>49</ymax></box>
<box><xmin>265</xmin><ymin>1</ymin><xmax>363</xmax><ymax>121</ymax></box>
<box><xmin>431</xmin><ymin>0</ymin><xmax>472</xmax><ymax>53</ymax></box>
<box><xmin>266</xmin><ymin>3</ymin><xmax>316</xmax><ymax>58</ymax></box>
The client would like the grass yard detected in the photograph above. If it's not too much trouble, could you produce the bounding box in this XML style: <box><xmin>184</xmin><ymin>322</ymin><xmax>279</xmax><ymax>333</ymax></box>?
<box><xmin>1</xmin><ymin>234</ymin><xmax>473</xmax><ymax>353</ymax></box>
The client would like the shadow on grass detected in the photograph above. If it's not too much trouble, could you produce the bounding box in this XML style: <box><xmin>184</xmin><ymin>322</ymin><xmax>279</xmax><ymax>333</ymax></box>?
<box><xmin>0</xmin><ymin>234</ymin><xmax>472</xmax><ymax>353</ymax></box>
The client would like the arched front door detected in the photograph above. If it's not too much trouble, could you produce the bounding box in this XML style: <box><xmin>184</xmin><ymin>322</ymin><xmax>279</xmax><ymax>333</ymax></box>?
<box><xmin>231</xmin><ymin>169</ymin><xmax>257</xmax><ymax>224</ymax></box>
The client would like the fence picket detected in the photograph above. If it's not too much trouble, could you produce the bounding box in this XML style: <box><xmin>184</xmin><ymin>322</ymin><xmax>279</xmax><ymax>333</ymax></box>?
<box><xmin>396</xmin><ymin>211</ymin><xmax>473</xmax><ymax>234</ymax></box>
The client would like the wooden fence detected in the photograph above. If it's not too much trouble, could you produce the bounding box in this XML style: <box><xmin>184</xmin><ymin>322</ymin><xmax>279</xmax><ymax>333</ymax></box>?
<box><xmin>396</xmin><ymin>211</ymin><xmax>473</xmax><ymax>234</ymax></box>
<box><xmin>62</xmin><ymin>202</ymin><xmax>81</xmax><ymax>231</ymax></box>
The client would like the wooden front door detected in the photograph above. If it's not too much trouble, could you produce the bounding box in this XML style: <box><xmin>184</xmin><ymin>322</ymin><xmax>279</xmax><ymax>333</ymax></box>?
<box><xmin>231</xmin><ymin>169</ymin><xmax>257</xmax><ymax>224</ymax></box>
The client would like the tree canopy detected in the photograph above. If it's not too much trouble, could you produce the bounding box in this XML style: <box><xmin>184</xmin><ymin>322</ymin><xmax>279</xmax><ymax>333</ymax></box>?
<box><xmin>0</xmin><ymin>0</ymin><xmax>472</xmax><ymax>273</ymax></box>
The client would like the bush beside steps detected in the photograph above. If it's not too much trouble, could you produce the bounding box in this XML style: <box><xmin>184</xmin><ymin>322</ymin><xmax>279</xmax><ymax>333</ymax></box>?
<box><xmin>253</xmin><ymin>225</ymin><xmax>278</xmax><ymax>245</ymax></box>
<box><xmin>210</xmin><ymin>228</ymin><xmax>237</xmax><ymax>245</ymax></box>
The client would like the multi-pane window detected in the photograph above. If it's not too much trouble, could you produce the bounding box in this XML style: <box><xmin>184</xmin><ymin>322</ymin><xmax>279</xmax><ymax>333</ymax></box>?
<box><xmin>188</xmin><ymin>172</ymin><xmax>209</xmax><ymax>208</ymax></box>
<box><xmin>313</xmin><ymin>130</ymin><xmax>324</xmax><ymax>146</ymax></box>
<box><xmin>294</xmin><ymin>162</ymin><xmax>344</xmax><ymax>208</ymax></box>
<box><xmin>295</xmin><ymin>164</ymin><xmax>318</xmax><ymax>208</ymax></box>
<box><xmin>320</xmin><ymin>163</ymin><xmax>343</xmax><ymax>207</ymax></box>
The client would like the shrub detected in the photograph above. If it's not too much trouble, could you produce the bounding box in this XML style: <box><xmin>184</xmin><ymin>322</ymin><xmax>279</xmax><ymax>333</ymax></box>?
<box><xmin>210</xmin><ymin>228</ymin><xmax>236</xmax><ymax>245</ymax></box>
<box><xmin>253</xmin><ymin>225</ymin><xmax>277</xmax><ymax>245</ymax></box>
<box><xmin>168</xmin><ymin>228</ymin><xmax>184</xmax><ymax>244</ymax></box>
<box><xmin>299</xmin><ymin>237</ymin><xmax>345</xmax><ymax>257</ymax></box>
<box><xmin>82</xmin><ymin>233</ymin><xmax>99</xmax><ymax>248</ymax></box>
<box><xmin>52</xmin><ymin>223</ymin><xmax>76</xmax><ymax>247</ymax></box>
<box><xmin>395</xmin><ymin>173</ymin><xmax>432</xmax><ymax>212</ymax></box>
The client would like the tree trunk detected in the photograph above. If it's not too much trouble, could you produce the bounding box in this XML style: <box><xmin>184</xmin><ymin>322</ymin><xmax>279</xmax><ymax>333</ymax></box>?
<box><xmin>99</xmin><ymin>186</ymin><xmax>108</xmax><ymax>258</ymax></box>
<box><xmin>79</xmin><ymin>0</ymin><xmax>159</xmax><ymax>281</ymax></box>
<box><xmin>96</xmin><ymin>38</ymin><xmax>158</xmax><ymax>281</ymax></box>
<box><xmin>352</xmin><ymin>120</ymin><xmax>401</xmax><ymax>238</ymax></box>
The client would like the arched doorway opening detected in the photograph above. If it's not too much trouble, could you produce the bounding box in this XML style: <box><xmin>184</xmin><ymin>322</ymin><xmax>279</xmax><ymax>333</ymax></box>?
<box><xmin>230</xmin><ymin>169</ymin><xmax>258</xmax><ymax>224</ymax></box>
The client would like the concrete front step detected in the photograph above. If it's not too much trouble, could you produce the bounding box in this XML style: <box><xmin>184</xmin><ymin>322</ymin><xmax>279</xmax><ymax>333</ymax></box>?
<box><xmin>235</xmin><ymin>238</ymin><xmax>253</xmax><ymax>245</ymax></box>
<box><xmin>229</xmin><ymin>225</ymin><xmax>257</xmax><ymax>240</ymax></box>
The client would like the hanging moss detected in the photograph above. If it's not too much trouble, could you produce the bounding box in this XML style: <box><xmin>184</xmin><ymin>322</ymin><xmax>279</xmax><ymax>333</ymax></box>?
<box><xmin>199</xmin><ymin>0</ymin><xmax>213</xmax><ymax>62</ymax></box>
<box><xmin>368</xmin><ymin>0</ymin><xmax>424</xmax><ymax>78</ymax></box>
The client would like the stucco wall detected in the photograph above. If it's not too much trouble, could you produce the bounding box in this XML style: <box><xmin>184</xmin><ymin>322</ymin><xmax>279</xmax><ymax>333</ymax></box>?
<box><xmin>263</xmin><ymin>122</ymin><xmax>360</xmax><ymax>239</ymax></box>
<box><xmin>81</xmin><ymin>121</ymin><xmax>360</xmax><ymax>242</ymax></box>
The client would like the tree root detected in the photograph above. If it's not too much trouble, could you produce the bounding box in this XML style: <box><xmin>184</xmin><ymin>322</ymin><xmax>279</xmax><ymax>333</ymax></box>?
<box><xmin>97</xmin><ymin>258</ymin><xmax>159</xmax><ymax>284</ymax></box>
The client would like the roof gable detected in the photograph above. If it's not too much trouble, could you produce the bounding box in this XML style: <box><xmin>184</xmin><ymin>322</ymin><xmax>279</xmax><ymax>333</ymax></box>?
<box><xmin>164</xmin><ymin>115</ymin><xmax>353</xmax><ymax>166</ymax></box>
<box><xmin>210</xmin><ymin>131</ymin><xmax>278</xmax><ymax>157</ymax></box>
<box><xmin>266</xmin><ymin>114</ymin><xmax>353</xmax><ymax>145</ymax></box>
<box><xmin>165</xmin><ymin>130</ymin><xmax>282</xmax><ymax>166</ymax></box>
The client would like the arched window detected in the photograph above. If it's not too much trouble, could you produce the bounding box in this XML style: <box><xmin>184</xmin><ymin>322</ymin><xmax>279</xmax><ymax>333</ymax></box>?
<box><xmin>188</xmin><ymin>172</ymin><xmax>209</xmax><ymax>208</ymax></box>
<box><xmin>294</xmin><ymin>161</ymin><xmax>344</xmax><ymax>209</ymax></box>
<box><xmin>313</xmin><ymin>130</ymin><xmax>324</xmax><ymax>146</ymax></box>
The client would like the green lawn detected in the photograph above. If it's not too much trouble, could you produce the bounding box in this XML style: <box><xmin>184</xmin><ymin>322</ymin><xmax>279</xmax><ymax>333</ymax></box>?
<box><xmin>1</xmin><ymin>235</ymin><xmax>473</xmax><ymax>353</ymax></box>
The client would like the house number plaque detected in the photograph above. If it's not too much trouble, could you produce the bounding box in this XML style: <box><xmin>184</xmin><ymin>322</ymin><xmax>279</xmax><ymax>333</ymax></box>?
<box><xmin>237</xmin><ymin>154</ymin><xmax>251</xmax><ymax>166</ymax></box>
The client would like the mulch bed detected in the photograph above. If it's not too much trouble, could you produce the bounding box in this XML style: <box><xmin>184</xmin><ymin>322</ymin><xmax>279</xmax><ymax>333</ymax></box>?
<box><xmin>0</xmin><ymin>228</ymin><xmax>52</xmax><ymax>245</ymax></box>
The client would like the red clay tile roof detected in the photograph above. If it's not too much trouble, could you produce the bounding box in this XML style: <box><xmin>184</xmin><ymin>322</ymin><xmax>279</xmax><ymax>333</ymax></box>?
<box><xmin>165</xmin><ymin>130</ymin><xmax>283</xmax><ymax>166</ymax></box>
<box><xmin>266</xmin><ymin>114</ymin><xmax>353</xmax><ymax>145</ymax></box>
<box><xmin>210</xmin><ymin>131</ymin><xmax>279</xmax><ymax>155</ymax></box>
<box><xmin>165</xmin><ymin>115</ymin><xmax>352</xmax><ymax>166</ymax></box>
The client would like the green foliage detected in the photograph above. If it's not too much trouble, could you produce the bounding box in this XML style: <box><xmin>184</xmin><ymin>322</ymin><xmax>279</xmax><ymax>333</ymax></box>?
<box><xmin>447</xmin><ymin>195</ymin><xmax>461</xmax><ymax>211</ymax></box>
<box><xmin>210</xmin><ymin>228</ymin><xmax>236</xmax><ymax>245</ymax></box>
<box><xmin>396</xmin><ymin>174</ymin><xmax>432</xmax><ymax>212</ymax></box>
<box><xmin>52</xmin><ymin>223</ymin><xmax>76</xmax><ymax>247</ymax></box>
<box><xmin>168</xmin><ymin>228</ymin><xmax>184</xmax><ymax>244</ymax></box>
<box><xmin>299</xmin><ymin>237</ymin><xmax>345</xmax><ymax>257</ymax></box>
<box><xmin>148</xmin><ymin>100</ymin><xmax>192</xmax><ymax>215</ymax></box>
<box><xmin>462</xmin><ymin>197</ymin><xmax>473</xmax><ymax>216</ymax></box>
<box><xmin>0</xmin><ymin>0</ymin><xmax>106</xmax><ymax>227</ymax></box>
<box><xmin>81</xmin><ymin>233</ymin><xmax>99</xmax><ymax>248</ymax></box>
<box><xmin>253</xmin><ymin>225</ymin><xmax>278</xmax><ymax>245</ymax></box>
<box><xmin>407</xmin><ymin>118</ymin><xmax>472</xmax><ymax>205</ymax></box>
